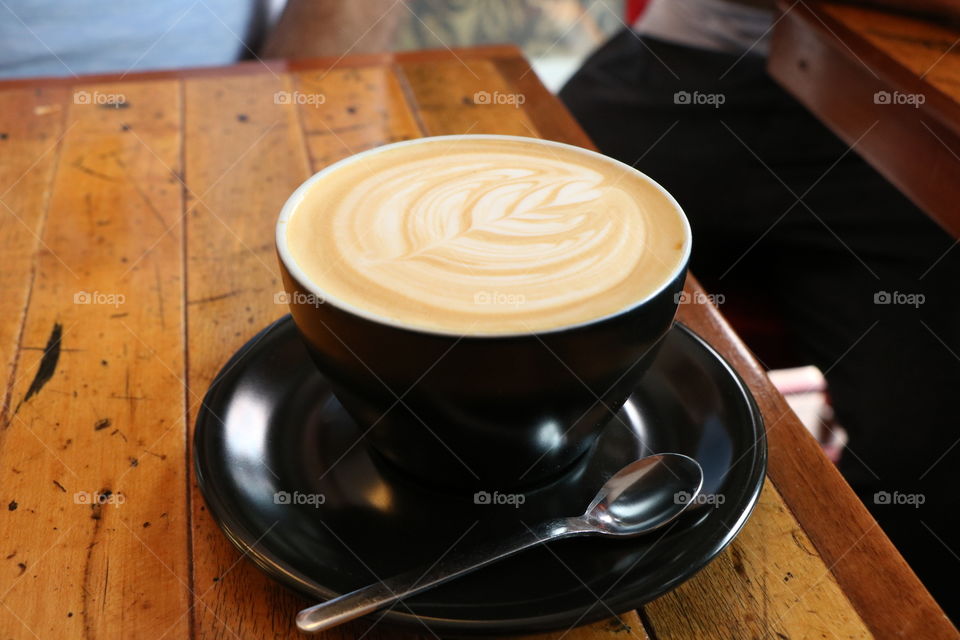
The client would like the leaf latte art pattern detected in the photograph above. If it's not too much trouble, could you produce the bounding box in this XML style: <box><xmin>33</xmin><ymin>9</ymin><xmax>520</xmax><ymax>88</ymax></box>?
<box><xmin>285</xmin><ymin>137</ymin><xmax>689</xmax><ymax>334</ymax></box>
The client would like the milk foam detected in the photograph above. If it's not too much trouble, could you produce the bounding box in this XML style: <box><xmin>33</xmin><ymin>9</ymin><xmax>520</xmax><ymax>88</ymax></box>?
<box><xmin>283</xmin><ymin>137</ymin><xmax>688</xmax><ymax>334</ymax></box>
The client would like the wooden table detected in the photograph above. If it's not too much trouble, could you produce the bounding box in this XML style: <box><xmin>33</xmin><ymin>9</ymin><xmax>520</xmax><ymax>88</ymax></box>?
<box><xmin>770</xmin><ymin>1</ymin><xmax>960</xmax><ymax>239</ymax></box>
<box><xmin>0</xmin><ymin>46</ymin><xmax>954</xmax><ymax>640</ymax></box>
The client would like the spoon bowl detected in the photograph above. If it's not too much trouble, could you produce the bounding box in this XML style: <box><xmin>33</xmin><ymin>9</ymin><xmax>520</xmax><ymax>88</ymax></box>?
<box><xmin>583</xmin><ymin>454</ymin><xmax>705</xmax><ymax>536</ymax></box>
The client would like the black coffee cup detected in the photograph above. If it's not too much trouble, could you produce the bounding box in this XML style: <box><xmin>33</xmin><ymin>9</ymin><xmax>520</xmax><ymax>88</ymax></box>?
<box><xmin>276</xmin><ymin>135</ymin><xmax>691</xmax><ymax>490</ymax></box>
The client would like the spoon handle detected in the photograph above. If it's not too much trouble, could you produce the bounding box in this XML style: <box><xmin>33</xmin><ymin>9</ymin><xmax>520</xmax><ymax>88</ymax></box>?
<box><xmin>296</xmin><ymin>517</ymin><xmax>585</xmax><ymax>633</ymax></box>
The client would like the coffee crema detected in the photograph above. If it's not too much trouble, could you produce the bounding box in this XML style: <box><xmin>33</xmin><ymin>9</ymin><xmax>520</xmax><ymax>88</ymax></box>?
<box><xmin>283</xmin><ymin>137</ymin><xmax>688</xmax><ymax>334</ymax></box>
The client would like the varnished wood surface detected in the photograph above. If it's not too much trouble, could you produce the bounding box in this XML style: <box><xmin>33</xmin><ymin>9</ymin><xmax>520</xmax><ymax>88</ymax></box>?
<box><xmin>769</xmin><ymin>1</ymin><xmax>960</xmax><ymax>239</ymax></box>
<box><xmin>0</xmin><ymin>46</ymin><xmax>952</xmax><ymax>640</ymax></box>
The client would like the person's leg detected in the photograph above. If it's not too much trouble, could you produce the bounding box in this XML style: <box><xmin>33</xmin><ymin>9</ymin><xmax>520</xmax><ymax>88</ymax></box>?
<box><xmin>561</xmin><ymin>31</ymin><xmax>960</xmax><ymax>618</ymax></box>
<box><xmin>780</xmin><ymin>152</ymin><xmax>960</xmax><ymax>618</ymax></box>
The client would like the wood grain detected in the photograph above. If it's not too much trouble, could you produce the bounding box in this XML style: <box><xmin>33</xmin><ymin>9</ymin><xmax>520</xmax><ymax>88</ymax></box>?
<box><xmin>645</xmin><ymin>481</ymin><xmax>872</xmax><ymax>640</ymax></box>
<box><xmin>399</xmin><ymin>58</ymin><xmax>540</xmax><ymax>136</ymax></box>
<box><xmin>0</xmin><ymin>80</ymin><xmax>190</xmax><ymax>638</ymax></box>
<box><xmin>182</xmin><ymin>72</ymin><xmax>318</xmax><ymax>640</ymax></box>
<box><xmin>180</xmin><ymin>69</ymin><xmax>434</xmax><ymax>640</ymax></box>
<box><xmin>293</xmin><ymin>65</ymin><xmax>421</xmax><ymax>166</ymax></box>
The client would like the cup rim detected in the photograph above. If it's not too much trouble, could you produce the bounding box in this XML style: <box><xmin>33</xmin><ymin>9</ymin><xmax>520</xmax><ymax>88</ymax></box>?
<box><xmin>275</xmin><ymin>134</ymin><xmax>692</xmax><ymax>338</ymax></box>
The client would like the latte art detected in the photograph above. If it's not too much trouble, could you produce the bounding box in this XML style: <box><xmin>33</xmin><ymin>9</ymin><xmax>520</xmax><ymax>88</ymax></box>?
<box><xmin>350</xmin><ymin>160</ymin><xmax>635</xmax><ymax>309</ymax></box>
<box><xmin>283</xmin><ymin>137</ymin><xmax>688</xmax><ymax>334</ymax></box>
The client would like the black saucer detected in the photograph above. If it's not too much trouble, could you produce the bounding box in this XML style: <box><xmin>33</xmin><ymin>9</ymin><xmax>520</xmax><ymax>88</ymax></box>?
<box><xmin>194</xmin><ymin>316</ymin><xmax>766</xmax><ymax>634</ymax></box>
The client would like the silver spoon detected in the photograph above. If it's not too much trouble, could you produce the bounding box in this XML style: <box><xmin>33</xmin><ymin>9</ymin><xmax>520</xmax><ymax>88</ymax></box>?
<box><xmin>296</xmin><ymin>453</ymin><xmax>704</xmax><ymax>634</ymax></box>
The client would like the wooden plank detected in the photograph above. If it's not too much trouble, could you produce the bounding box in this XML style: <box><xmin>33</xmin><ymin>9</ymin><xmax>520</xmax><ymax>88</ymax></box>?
<box><xmin>183</xmin><ymin>71</ymin><xmax>436</xmax><ymax>640</ymax></box>
<box><xmin>399</xmin><ymin>58</ymin><xmax>540</xmax><ymax>136</ymax></box>
<box><xmin>183</xmin><ymin>70</ymin><xmax>315</xmax><ymax>640</ymax></box>
<box><xmin>293</xmin><ymin>66</ymin><xmax>422</xmax><ymax>167</ymax></box>
<box><xmin>645</xmin><ymin>482</ymin><xmax>872</xmax><ymax>639</ymax></box>
<box><xmin>0</xmin><ymin>87</ymin><xmax>69</xmax><ymax>423</ymax></box>
<box><xmin>0</xmin><ymin>80</ymin><xmax>189</xmax><ymax>638</ymax></box>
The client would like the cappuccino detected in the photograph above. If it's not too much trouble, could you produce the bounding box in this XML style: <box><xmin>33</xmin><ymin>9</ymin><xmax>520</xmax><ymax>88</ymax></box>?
<box><xmin>282</xmin><ymin>136</ymin><xmax>688</xmax><ymax>335</ymax></box>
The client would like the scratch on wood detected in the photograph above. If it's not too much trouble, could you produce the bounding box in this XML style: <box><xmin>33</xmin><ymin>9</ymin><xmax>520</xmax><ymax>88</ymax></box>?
<box><xmin>53</xmin><ymin>480</ymin><xmax>67</xmax><ymax>492</ymax></box>
<box><xmin>100</xmin><ymin>557</ymin><xmax>109</xmax><ymax>614</ymax></box>
<box><xmin>114</xmin><ymin>153</ymin><xmax>168</xmax><ymax>229</ymax></box>
<box><xmin>81</xmin><ymin>513</ymin><xmax>104</xmax><ymax>640</ymax></box>
<box><xmin>791</xmin><ymin>529</ymin><xmax>819</xmax><ymax>557</ymax></box>
<box><xmin>186</xmin><ymin>289</ymin><xmax>244</xmax><ymax>305</ymax></box>
<box><xmin>730</xmin><ymin>544</ymin><xmax>748</xmax><ymax>580</ymax></box>
<box><xmin>154</xmin><ymin>263</ymin><xmax>165</xmax><ymax>329</ymax></box>
<box><xmin>604</xmin><ymin>617</ymin><xmax>633</xmax><ymax>633</ymax></box>
<box><xmin>108</xmin><ymin>395</ymin><xmax>145</xmax><ymax>402</ymax></box>
<box><xmin>13</xmin><ymin>323</ymin><xmax>63</xmax><ymax>416</ymax></box>
<box><xmin>109</xmin><ymin>367</ymin><xmax>145</xmax><ymax>401</ymax></box>
<box><xmin>71</xmin><ymin>159</ymin><xmax>119</xmax><ymax>182</ymax></box>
